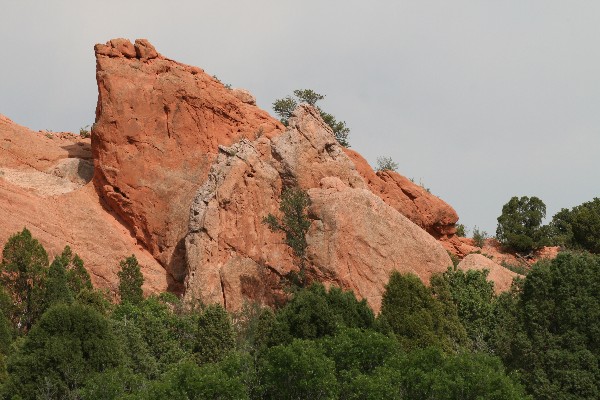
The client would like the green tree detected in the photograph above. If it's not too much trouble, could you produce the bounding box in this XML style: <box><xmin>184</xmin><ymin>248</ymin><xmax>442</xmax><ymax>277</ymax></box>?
<box><xmin>44</xmin><ymin>246</ymin><xmax>93</xmax><ymax>311</ymax></box>
<box><xmin>263</xmin><ymin>187</ymin><xmax>311</xmax><ymax>282</ymax></box>
<box><xmin>44</xmin><ymin>252</ymin><xmax>73</xmax><ymax>307</ymax></box>
<box><xmin>112</xmin><ymin>296</ymin><xmax>195</xmax><ymax>374</ymax></box>
<box><xmin>0</xmin><ymin>228</ymin><xmax>48</xmax><ymax>333</ymax></box>
<box><xmin>496</xmin><ymin>196</ymin><xmax>551</xmax><ymax>253</ymax></box>
<box><xmin>118</xmin><ymin>255</ymin><xmax>144</xmax><ymax>304</ymax></box>
<box><xmin>194</xmin><ymin>304</ymin><xmax>235</xmax><ymax>364</ymax></box>
<box><xmin>551</xmin><ymin>198</ymin><xmax>600</xmax><ymax>253</ymax></box>
<box><xmin>63</xmin><ymin>247</ymin><xmax>92</xmax><ymax>294</ymax></box>
<box><xmin>272</xmin><ymin>96</ymin><xmax>297</xmax><ymax>126</ymax></box>
<box><xmin>136</xmin><ymin>360</ymin><xmax>248</xmax><ymax>400</ymax></box>
<box><xmin>389</xmin><ymin>347</ymin><xmax>531</xmax><ymax>400</ymax></box>
<box><xmin>79</xmin><ymin>367</ymin><xmax>146</xmax><ymax>400</ymax></box>
<box><xmin>455</xmin><ymin>223</ymin><xmax>467</xmax><ymax>237</ymax></box>
<box><xmin>258</xmin><ymin>339</ymin><xmax>338</xmax><ymax>399</ymax></box>
<box><xmin>320</xmin><ymin>327</ymin><xmax>398</xmax><ymax>386</ymax></box>
<box><xmin>112</xmin><ymin>318</ymin><xmax>160</xmax><ymax>379</ymax></box>
<box><xmin>268</xmin><ymin>284</ymin><xmax>375</xmax><ymax>346</ymax></box>
<box><xmin>431</xmin><ymin>268</ymin><xmax>497</xmax><ymax>351</ymax></box>
<box><xmin>4</xmin><ymin>303</ymin><xmax>122</xmax><ymax>399</ymax></box>
<box><xmin>379</xmin><ymin>272</ymin><xmax>467</xmax><ymax>352</ymax></box>
<box><xmin>502</xmin><ymin>252</ymin><xmax>600</xmax><ymax>399</ymax></box>
<box><xmin>272</xmin><ymin>89</ymin><xmax>350</xmax><ymax>147</ymax></box>
<box><xmin>472</xmin><ymin>226</ymin><xmax>488</xmax><ymax>248</ymax></box>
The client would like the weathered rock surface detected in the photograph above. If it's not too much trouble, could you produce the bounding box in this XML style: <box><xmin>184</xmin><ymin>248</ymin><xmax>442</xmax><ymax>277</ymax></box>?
<box><xmin>185</xmin><ymin>105</ymin><xmax>453</xmax><ymax>312</ymax></box>
<box><xmin>457</xmin><ymin>253</ymin><xmax>519</xmax><ymax>293</ymax></box>
<box><xmin>92</xmin><ymin>38</ymin><xmax>284</xmax><ymax>290</ymax></box>
<box><xmin>344</xmin><ymin>148</ymin><xmax>470</xmax><ymax>255</ymax></box>
<box><xmin>0</xmin><ymin>116</ymin><xmax>167</xmax><ymax>294</ymax></box>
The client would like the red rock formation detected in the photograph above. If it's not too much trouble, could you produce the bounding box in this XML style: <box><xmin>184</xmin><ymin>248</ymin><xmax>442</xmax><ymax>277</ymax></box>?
<box><xmin>2</xmin><ymin>39</ymin><xmax>546</xmax><ymax>310</ymax></box>
<box><xmin>0</xmin><ymin>116</ymin><xmax>166</xmax><ymax>295</ymax></box>
<box><xmin>92</xmin><ymin>38</ymin><xmax>284</xmax><ymax>290</ymax></box>
<box><xmin>457</xmin><ymin>253</ymin><xmax>520</xmax><ymax>293</ymax></box>
<box><xmin>344</xmin><ymin>148</ymin><xmax>473</xmax><ymax>256</ymax></box>
<box><xmin>184</xmin><ymin>105</ymin><xmax>453</xmax><ymax>312</ymax></box>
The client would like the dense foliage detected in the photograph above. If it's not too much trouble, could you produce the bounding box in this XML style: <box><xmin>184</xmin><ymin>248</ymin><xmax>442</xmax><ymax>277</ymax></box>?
<box><xmin>2</xmin><ymin>229</ymin><xmax>600</xmax><ymax>399</ymax></box>
<box><xmin>550</xmin><ymin>198</ymin><xmax>600</xmax><ymax>253</ymax></box>
<box><xmin>272</xmin><ymin>89</ymin><xmax>350</xmax><ymax>147</ymax></box>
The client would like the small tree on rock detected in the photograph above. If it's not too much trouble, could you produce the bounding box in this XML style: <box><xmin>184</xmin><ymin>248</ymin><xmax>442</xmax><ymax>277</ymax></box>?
<box><xmin>376</xmin><ymin>156</ymin><xmax>399</xmax><ymax>172</ymax></box>
<box><xmin>118</xmin><ymin>255</ymin><xmax>144</xmax><ymax>304</ymax></box>
<box><xmin>263</xmin><ymin>188</ymin><xmax>311</xmax><ymax>283</ymax></box>
<box><xmin>272</xmin><ymin>89</ymin><xmax>350</xmax><ymax>147</ymax></box>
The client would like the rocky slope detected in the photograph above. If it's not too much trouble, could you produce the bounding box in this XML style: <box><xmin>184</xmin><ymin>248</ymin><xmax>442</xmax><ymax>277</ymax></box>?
<box><xmin>0</xmin><ymin>115</ymin><xmax>166</xmax><ymax>294</ymax></box>
<box><xmin>0</xmin><ymin>38</ymin><xmax>524</xmax><ymax>310</ymax></box>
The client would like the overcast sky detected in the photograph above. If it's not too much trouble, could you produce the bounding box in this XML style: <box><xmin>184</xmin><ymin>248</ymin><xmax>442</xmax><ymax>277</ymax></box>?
<box><xmin>2</xmin><ymin>1</ymin><xmax>599</xmax><ymax>234</ymax></box>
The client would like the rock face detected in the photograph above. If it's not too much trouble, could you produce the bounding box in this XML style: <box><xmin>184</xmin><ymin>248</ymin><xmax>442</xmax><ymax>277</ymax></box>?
<box><xmin>457</xmin><ymin>253</ymin><xmax>519</xmax><ymax>293</ymax></box>
<box><xmin>92</xmin><ymin>38</ymin><xmax>284</xmax><ymax>290</ymax></box>
<box><xmin>3</xmin><ymin>38</ymin><xmax>509</xmax><ymax>311</ymax></box>
<box><xmin>185</xmin><ymin>105</ymin><xmax>453</xmax><ymax>312</ymax></box>
<box><xmin>0</xmin><ymin>116</ymin><xmax>166</xmax><ymax>295</ymax></box>
<box><xmin>344</xmin><ymin>149</ymin><xmax>472</xmax><ymax>256</ymax></box>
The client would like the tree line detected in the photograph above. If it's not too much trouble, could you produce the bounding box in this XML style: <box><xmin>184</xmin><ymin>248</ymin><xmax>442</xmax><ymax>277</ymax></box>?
<box><xmin>0</xmin><ymin>227</ymin><xmax>599</xmax><ymax>399</ymax></box>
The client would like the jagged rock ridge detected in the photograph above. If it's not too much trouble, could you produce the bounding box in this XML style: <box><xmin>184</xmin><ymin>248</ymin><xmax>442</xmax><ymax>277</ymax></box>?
<box><xmin>184</xmin><ymin>105</ymin><xmax>453</xmax><ymax>312</ymax></box>
<box><xmin>0</xmin><ymin>38</ymin><xmax>522</xmax><ymax>310</ymax></box>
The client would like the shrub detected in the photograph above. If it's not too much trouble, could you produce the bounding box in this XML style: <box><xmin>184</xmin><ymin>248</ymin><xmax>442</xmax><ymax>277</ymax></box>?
<box><xmin>375</xmin><ymin>156</ymin><xmax>398</xmax><ymax>172</ymax></box>
<box><xmin>194</xmin><ymin>304</ymin><xmax>235</xmax><ymax>364</ymax></box>
<box><xmin>263</xmin><ymin>187</ymin><xmax>311</xmax><ymax>281</ymax></box>
<box><xmin>272</xmin><ymin>89</ymin><xmax>350</xmax><ymax>147</ymax></box>
<box><xmin>4</xmin><ymin>303</ymin><xmax>121</xmax><ymax>399</ymax></box>
<box><xmin>472</xmin><ymin>226</ymin><xmax>487</xmax><ymax>248</ymax></box>
<box><xmin>257</xmin><ymin>339</ymin><xmax>338</xmax><ymax>399</ymax></box>
<box><xmin>79</xmin><ymin>125</ymin><xmax>91</xmax><ymax>138</ymax></box>
<box><xmin>502</xmin><ymin>252</ymin><xmax>600</xmax><ymax>399</ymax></box>
<box><xmin>455</xmin><ymin>223</ymin><xmax>467</xmax><ymax>237</ymax></box>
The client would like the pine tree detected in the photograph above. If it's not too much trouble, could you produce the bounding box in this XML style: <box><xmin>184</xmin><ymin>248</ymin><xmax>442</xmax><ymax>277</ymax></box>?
<box><xmin>195</xmin><ymin>304</ymin><xmax>235</xmax><ymax>364</ymax></box>
<box><xmin>0</xmin><ymin>228</ymin><xmax>48</xmax><ymax>333</ymax></box>
<box><xmin>118</xmin><ymin>255</ymin><xmax>144</xmax><ymax>304</ymax></box>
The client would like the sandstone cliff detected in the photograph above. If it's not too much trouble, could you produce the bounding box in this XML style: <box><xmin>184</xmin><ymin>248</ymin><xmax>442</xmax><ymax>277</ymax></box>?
<box><xmin>1</xmin><ymin>38</ymin><xmax>508</xmax><ymax>311</ymax></box>
<box><xmin>184</xmin><ymin>105</ymin><xmax>453</xmax><ymax>312</ymax></box>
<box><xmin>92</xmin><ymin>39</ymin><xmax>284</xmax><ymax>291</ymax></box>
<box><xmin>0</xmin><ymin>115</ymin><xmax>167</xmax><ymax>295</ymax></box>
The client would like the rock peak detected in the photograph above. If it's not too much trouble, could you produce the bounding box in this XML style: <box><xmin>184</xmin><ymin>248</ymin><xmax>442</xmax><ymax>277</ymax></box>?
<box><xmin>94</xmin><ymin>38</ymin><xmax>160</xmax><ymax>60</ymax></box>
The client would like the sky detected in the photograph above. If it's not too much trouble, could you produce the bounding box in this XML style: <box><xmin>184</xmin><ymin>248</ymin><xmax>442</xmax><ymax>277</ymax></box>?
<box><xmin>1</xmin><ymin>0</ymin><xmax>599</xmax><ymax>235</ymax></box>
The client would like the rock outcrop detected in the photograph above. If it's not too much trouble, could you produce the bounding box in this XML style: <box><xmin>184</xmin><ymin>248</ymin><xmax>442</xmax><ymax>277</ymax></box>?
<box><xmin>92</xmin><ymin>38</ymin><xmax>284</xmax><ymax>290</ymax></box>
<box><xmin>185</xmin><ymin>105</ymin><xmax>453</xmax><ymax>312</ymax></box>
<box><xmin>0</xmin><ymin>116</ymin><xmax>166</xmax><ymax>294</ymax></box>
<box><xmin>344</xmin><ymin>149</ymin><xmax>473</xmax><ymax>256</ymax></box>
<box><xmin>457</xmin><ymin>253</ymin><xmax>519</xmax><ymax>293</ymax></box>
<box><xmin>3</xmin><ymin>38</ymin><xmax>517</xmax><ymax>311</ymax></box>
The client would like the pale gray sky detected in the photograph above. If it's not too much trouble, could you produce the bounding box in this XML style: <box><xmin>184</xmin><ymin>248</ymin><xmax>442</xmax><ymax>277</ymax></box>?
<box><xmin>2</xmin><ymin>1</ymin><xmax>599</xmax><ymax>234</ymax></box>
